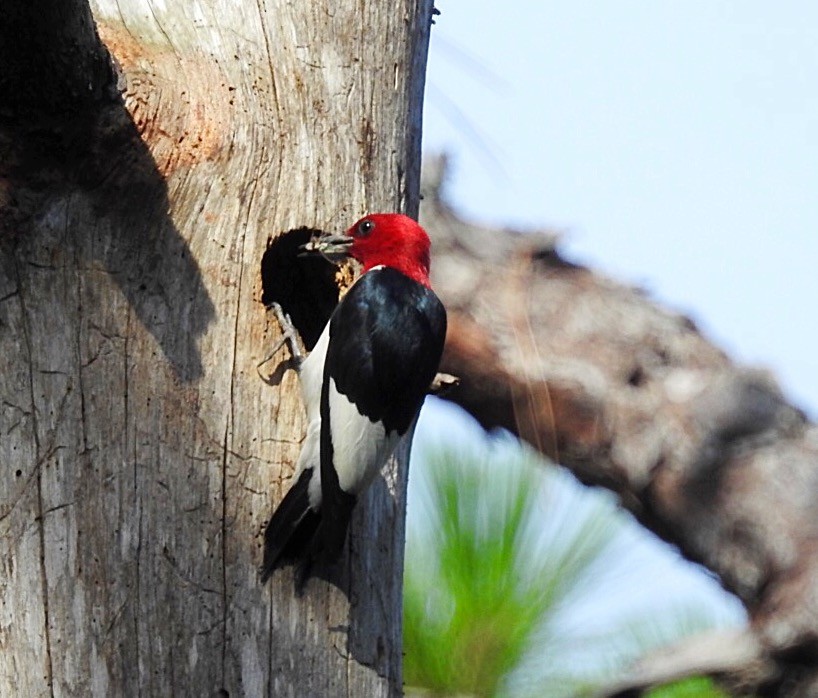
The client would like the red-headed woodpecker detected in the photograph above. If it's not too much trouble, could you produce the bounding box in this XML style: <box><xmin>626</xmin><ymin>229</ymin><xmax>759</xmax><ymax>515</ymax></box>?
<box><xmin>261</xmin><ymin>213</ymin><xmax>447</xmax><ymax>587</ymax></box>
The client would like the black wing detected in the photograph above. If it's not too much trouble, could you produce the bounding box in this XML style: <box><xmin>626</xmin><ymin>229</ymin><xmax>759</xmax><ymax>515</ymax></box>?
<box><xmin>316</xmin><ymin>268</ymin><xmax>447</xmax><ymax>562</ymax></box>
<box><xmin>326</xmin><ymin>267</ymin><xmax>447</xmax><ymax>434</ymax></box>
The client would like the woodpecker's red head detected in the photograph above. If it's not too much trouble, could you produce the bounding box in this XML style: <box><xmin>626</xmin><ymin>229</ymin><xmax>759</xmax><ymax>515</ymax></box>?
<box><xmin>310</xmin><ymin>213</ymin><xmax>432</xmax><ymax>287</ymax></box>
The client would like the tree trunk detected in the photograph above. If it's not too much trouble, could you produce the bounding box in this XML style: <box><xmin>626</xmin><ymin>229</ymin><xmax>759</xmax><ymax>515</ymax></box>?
<box><xmin>0</xmin><ymin>1</ymin><xmax>433</xmax><ymax>695</ymax></box>
<box><xmin>420</xmin><ymin>156</ymin><xmax>818</xmax><ymax>696</ymax></box>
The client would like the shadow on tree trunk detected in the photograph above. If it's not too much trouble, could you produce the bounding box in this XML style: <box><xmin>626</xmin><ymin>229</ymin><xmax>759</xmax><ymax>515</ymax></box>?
<box><xmin>2</xmin><ymin>64</ymin><xmax>215</xmax><ymax>382</ymax></box>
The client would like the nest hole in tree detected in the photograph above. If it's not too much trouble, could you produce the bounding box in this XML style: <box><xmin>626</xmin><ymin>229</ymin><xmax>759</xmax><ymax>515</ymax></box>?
<box><xmin>260</xmin><ymin>227</ymin><xmax>340</xmax><ymax>351</ymax></box>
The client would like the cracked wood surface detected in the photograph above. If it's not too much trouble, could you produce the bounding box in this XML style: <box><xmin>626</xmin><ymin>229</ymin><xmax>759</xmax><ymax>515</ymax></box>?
<box><xmin>419</xmin><ymin>157</ymin><xmax>818</xmax><ymax>695</ymax></box>
<box><xmin>0</xmin><ymin>0</ymin><xmax>432</xmax><ymax>695</ymax></box>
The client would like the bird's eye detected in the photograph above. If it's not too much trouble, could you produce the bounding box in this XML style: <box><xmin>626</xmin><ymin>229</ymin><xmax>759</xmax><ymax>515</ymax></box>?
<box><xmin>357</xmin><ymin>219</ymin><xmax>375</xmax><ymax>237</ymax></box>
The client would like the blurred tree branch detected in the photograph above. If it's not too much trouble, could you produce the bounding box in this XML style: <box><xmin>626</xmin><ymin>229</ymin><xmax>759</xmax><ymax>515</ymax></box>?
<box><xmin>596</xmin><ymin>628</ymin><xmax>772</xmax><ymax>697</ymax></box>
<box><xmin>420</xmin><ymin>155</ymin><xmax>818</xmax><ymax>696</ymax></box>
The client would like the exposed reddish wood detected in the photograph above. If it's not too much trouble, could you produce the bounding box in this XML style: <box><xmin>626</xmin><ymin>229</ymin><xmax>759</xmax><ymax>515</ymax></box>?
<box><xmin>96</xmin><ymin>22</ymin><xmax>230</xmax><ymax>174</ymax></box>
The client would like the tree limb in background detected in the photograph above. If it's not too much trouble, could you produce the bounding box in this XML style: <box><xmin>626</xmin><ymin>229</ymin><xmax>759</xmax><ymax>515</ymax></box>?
<box><xmin>596</xmin><ymin>628</ymin><xmax>774</xmax><ymax>697</ymax></box>
<box><xmin>420</xmin><ymin>155</ymin><xmax>818</xmax><ymax>695</ymax></box>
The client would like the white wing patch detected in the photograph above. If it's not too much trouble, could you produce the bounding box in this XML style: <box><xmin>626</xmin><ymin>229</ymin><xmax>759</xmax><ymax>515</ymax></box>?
<box><xmin>328</xmin><ymin>377</ymin><xmax>400</xmax><ymax>494</ymax></box>
<box><xmin>293</xmin><ymin>419</ymin><xmax>322</xmax><ymax>508</ymax></box>
<box><xmin>299</xmin><ymin>323</ymin><xmax>330</xmax><ymax>425</ymax></box>
<box><xmin>291</xmin><ymin>318</ymin><xmax>400</xmax><ymax>505</ymax></box>
<box><xmin>292</xmin><ymin>325</ymin><xmax>331</xmax><ymax>509</ymax></box>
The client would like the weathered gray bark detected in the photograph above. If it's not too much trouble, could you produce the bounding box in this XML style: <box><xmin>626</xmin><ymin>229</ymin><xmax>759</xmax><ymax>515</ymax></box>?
<box><xmin>420</xmin><ymin>156</ymin><xmax>818</xmax><ymax>696</ymax></box>
<box><xmin>0</xmin><ymin>1</ymin><xmax>433</xmax><ymax>695</ymax></box>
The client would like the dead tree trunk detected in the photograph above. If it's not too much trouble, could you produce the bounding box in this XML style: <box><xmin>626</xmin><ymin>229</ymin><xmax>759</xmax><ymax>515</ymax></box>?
<box><xmin>420</xmin><ymin>157</ymin><xmax>818</xmax><ymax>696</ymax></box>
<box><xmin>0</xmin><ymin>1</ymin><xmax>433</xmax><ymax>695</ymax></box>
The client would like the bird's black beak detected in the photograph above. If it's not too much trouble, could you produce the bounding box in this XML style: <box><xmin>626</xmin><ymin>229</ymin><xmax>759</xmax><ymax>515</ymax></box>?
<box><xmin>300</xmin><ymin>232</ymin><xmax>354</xmax><ymax>263</ymax></box>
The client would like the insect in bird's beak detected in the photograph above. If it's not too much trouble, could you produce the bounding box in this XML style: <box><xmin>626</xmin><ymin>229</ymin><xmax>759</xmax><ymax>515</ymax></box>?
<box><xmin>300</xmin><ymin>232</ymin><xmax>354</xmax><ymax>263</ymax></box>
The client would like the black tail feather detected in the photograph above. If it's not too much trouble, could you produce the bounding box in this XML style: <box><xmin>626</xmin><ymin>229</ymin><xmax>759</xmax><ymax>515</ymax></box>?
<box><xmin>260</xmin><ymin>469</ymin><xmax>320</xmax><ymax>584</ymax></box>
<box><xmin>316</xmin><ymin>488</ymin><xmax>356</xmax><ymax>565</ymax></box>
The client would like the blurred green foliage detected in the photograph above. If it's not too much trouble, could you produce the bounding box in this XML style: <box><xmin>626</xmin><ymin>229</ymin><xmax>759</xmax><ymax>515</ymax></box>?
<box><xmin>646</xmin><ymin>677</ymin><xmax>730</xmax><ymax>697</ymax></box>
<box><xmin>403</xmin><ymin>445</ymin><xmax>735</xmax><ymax>697</ymax></box>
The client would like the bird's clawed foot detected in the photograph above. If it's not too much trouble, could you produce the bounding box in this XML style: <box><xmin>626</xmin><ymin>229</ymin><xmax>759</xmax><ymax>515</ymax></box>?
<box><xmin>258</xmin><ymin>302</ymin><xmax>304</xmax><ymax>381</ymax></box>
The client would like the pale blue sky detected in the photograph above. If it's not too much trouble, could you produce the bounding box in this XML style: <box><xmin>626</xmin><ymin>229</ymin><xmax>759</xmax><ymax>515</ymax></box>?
<box><xmin>422</xmin><ymin>1</ymin><xmax>818</xmax><ymax>413</ymax></box>
<box><xmin>409</xmin><ymin>1</ymin><xmax>818</xmax><ymax>665</ymax></box>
